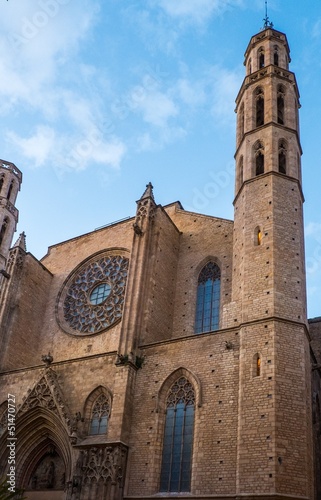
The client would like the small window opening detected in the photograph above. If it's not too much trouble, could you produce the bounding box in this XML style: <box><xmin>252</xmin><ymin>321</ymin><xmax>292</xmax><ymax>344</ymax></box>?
<box><xmin>256</xmin><ymin>228</ymin><xmax>262</xmax><ymax>246</ymax></box>
<box><xmin>253</xmin><ymin>353</ymin><xmax>261</xmax><ymax>377</ymax></box>
<box><xmin>248</xmin><ymin>58</ymin><xmax>252</xmax><ymax>74</ymax></box>
<box><xmin>0</xmin><ymin>176</ymin><xmax>4</xmax><ymax>195</ymax></box>
<box><xmin>257</xmin><ymin>356</ymin><xmax>261</xmax><ymax>376</ymax></box>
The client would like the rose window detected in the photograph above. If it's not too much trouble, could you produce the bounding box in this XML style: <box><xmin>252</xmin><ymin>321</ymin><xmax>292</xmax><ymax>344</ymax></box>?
<box><xmin>57</xmin><ymin>253</ymin><xmax>129</xmax><ymax>335</ymax></box>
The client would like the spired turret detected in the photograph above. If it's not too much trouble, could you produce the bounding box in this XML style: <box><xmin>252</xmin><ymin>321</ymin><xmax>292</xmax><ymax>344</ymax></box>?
<box><xmin>0</xmin><ymin>159</ymin><xmax>22</xmax><ymax>271</ymax></box>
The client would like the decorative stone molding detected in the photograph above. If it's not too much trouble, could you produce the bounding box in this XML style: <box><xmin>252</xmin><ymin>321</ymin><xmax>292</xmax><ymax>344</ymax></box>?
<box><xmin>18</xmin><ymin>368</ymin><xmax>75</xmax><ymax>436</ymax></box>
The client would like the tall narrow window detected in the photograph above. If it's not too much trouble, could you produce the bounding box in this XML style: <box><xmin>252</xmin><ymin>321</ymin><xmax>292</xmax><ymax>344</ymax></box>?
<box><xmin>277</xmin><ymin>85</ymin><xmax>285</xmax><ymax>125</ymax></box>
<box><xmin>255</xmin><ymin>227</ymin><xmax>262</xmax><ymax>246</ymax></box>
<box><xmin>0</xmin><ymin>218</ymin><xmax>8</xmax><ymax>247</ymax></box>
<box><xmin>254</xmin><ymin>141</ymin><xmax>265</xmax><ymax>176</ymax></box>
<box><xmin>0</xmin><ymin>176</ymin><xmax>4</xmax><ymax>195</ymax></box>
<box><xmin>278</xmin><ymin>140</ymin><xmax>287</xmax><ymax>174</ymax></box>
<box><xmin>255</xmin><ymin>87</ymin><xmax>264</xmax><ymax>127</ymax></box>
<box><xmin>238</xmin><ymin>156</ymin><xmax>244</xmax><ymax>189</ymax></box>
<box><xmin>7</xmin><ymin>181</ymin><xmax>14</xmax><ymax>201</ymax></box>
<box><xmin>254</xmin><ymin>354</ymin><xmax>261</xmax><ymax>377</ymax></box>
<box><xmin>274</xmin><ymin>46</ymin><xmax>279</xmax><ymax>66</ymax></box>
<box><xmin>89</xmin><ymin>393</ymin><xmax>110</xmax><ymax>435</ymax></box>
<box><xmin>258</xmin><ymin>48</ymin><xmax>265</xmax><ymax>68</ymax></box>
<box><xmin>239</xmin><ymin>103</ymin><xmax>244</xmax><ymax>139</ymax></box>
<box><xmin>195</xmin><ymin>262</ymin><xmax>221</xmax><ymax>333</ymax></box>
<box><xmin>160</xmin><ymin>377</ymin><xmax>195</xmax><ymax>493</ymax></box>
<box><xmin>248</xmin><ymin>58</ymin><xmax>252</xmax><ymax>75</ymax></box>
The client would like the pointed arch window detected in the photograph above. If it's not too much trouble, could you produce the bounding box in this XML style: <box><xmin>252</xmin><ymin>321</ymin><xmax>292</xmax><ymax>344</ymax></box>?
<box><xmin>160</xmin><ymin>377</ymin><xmax>195</xmax><ymax>493</ymax></box>
<box><xmin>0</xmin><ymin>175</ymin><xmax>4</xmax><ymax>195</ymax></box>
<box><xmin>258</xmin><ymin>47</ymin><xmax>265</xmax><ymax>69</ymax></box>
<box><xmin>254</xmin><ymin>141</ymin><xmax>265</xmax><ymax>176</ymax></box>
<box><xmin>253</xmin><ymin>353</ymin><xmax>261</xmax><ymax>377</ymax></box>
<box><xmin>195</xmin><ymin>262</ymin><xmax>220</xmax><ymax>333</ymax></box>
<box><xmin>278</xmin><ymin>140</ymin><xmax>287</xmax><ymax>174</ymax></box>
<box><xmin>277</xmin><ymin>85</ymin><xmax>285</xmax><ymax>125</ymax></box>
<box><xmin>89</xmin><ymin>393</ymin><xmax>110</xmax><ymax>435</ymax></box>
<box><xmin>7</xmin><ymin>181</ymin><xmax>14</xmax><ymax>201</ymax></box>
<box><xmin>255</xmin><ymin>227</ymin><xmax>262</xmax><ymax>246</ymax></box>
<box><xmin>0</xmin><ymin>217</ymin><xmax>8</xmax><ymax>247</ymax></box>
<box><xmin>274</xmin><ymin>46</ymin><xmax>279</xmax><ymax>66</ymax></box>
<box><xmin>255</xmin><ymin>87</ymin><xmax>264</xmax><ymax>127</ymax></box>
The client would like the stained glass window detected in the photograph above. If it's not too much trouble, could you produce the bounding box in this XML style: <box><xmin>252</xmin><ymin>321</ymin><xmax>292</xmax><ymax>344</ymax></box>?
<box><xmin>195</xmin><ymin>262</ymin><xmax>221</xmax><ymax>333</ymax></box>
<box><xmin>89</xmin><ymin>394</ymin><xmax>110</xmax><ymax>435</ymax></box>
<box><xmin>160</xmin><ymin>377</ymin><xmax>195</xmax><ymax>492</ymax></box>
<box><xmin>89</xmin><ymin>283</ymin><xmax>111</xmax><ymax>305</ymax></box>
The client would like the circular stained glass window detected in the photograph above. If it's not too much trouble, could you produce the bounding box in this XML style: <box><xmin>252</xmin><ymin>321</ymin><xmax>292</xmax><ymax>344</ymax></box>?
<box><xmin>89</xmin><ymin>283</ymin><xmax>111</xmax><ymax>305</ymax></box>
<box><xmin>56</xmin><ymin>252</ymin><xmax>129</xmax><ymax>336</ymax></box>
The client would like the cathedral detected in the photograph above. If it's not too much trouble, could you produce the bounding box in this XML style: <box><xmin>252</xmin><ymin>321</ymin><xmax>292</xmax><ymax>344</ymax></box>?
<box><xmin>0</xmin><ymin>22</ymin><xmax>321</xmax><ymax>500</ymax></box>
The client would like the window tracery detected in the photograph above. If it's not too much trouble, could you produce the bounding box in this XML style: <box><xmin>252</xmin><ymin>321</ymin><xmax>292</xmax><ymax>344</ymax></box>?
<box><xmin>195</xmin><ymin>261</ymin><xmax>221</xmax><ymax>333</ymax></box>
<box><xmin>160</xmin><ymin>377</ymin><xmax>195</xmax><ymax>492</ymax></box>
<box><xmin>89</xmin><ymin>393</ymin><xmax>110</xmax><ymax>435</ymax></box>
<box><xmin>57</xmin><ymin>253</ymin><xmax>129</xmax><ymax>335</ymax></box>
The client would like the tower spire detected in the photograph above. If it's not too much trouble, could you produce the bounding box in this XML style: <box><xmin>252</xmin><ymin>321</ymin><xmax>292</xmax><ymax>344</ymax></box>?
<box><xmin>262</xmin><ymin>0</ymin><xmax>273</xmax><ymax>29</ymax></box>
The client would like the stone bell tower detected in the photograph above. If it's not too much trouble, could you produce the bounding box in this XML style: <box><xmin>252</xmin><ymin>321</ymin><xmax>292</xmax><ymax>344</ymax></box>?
<box><xmin>0</xmin><ymin>159</ymin><xmax>22</xmax><ymax>273</ymax></box>
<box><xmin>232</xmin><ymin>22</ymin><xmax>313</xmax><ymax>499</ymax></box>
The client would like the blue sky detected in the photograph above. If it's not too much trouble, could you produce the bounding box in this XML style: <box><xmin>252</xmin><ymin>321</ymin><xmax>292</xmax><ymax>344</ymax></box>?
<box><xmin>0</xmin><ymin>0</ymin><xmax>321</xmax><ymax>318</ymax></box>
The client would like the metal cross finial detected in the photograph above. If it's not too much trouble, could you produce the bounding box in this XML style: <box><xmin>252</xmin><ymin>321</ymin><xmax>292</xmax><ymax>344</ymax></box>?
<box><xmin>263</xmin><ymin>0</ymin><xmax>274</xmax><ymax>29</ymax></box>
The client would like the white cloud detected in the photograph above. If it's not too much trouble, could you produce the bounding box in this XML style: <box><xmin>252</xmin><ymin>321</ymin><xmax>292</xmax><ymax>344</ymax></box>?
<box><xmin>0</xmin><ymin>1</ymin><xmax>99</xmax><ymax>112</ymax></box>
<box><xmin>312</xmin><ymin>19</ymin><xmax>321</xmax><ymax>39</ymax></box>
<box><xmin>209</xmin><ymin>66</ymin><xmax>242</xmax><ymax>125</ymax></box>
<box><xmin>7</xmin><ymin>125</ymin><xmax>126</xmax><ymax>173</ymax></box>
<box><xmin>136</xmin><ymin>126</ymin><xmax>186</xmax><ymax>152</ymax></box>
<box><xmin>128</xmin><ymin>83</ymin><xmax>178</xmax><ymax>127</ymax></box>
<box><xmin>7</xmin><ymin>126</ymin><xmax>55</xmax><ymax>168</ymax></box>
<box><xmin>176</xmin><ymin>79</ymin><xmax>206</xmax><ymax>106</ymax></box>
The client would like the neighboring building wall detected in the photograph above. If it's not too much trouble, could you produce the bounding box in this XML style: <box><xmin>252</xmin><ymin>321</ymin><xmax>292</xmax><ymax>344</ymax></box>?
<box><xmin>310</xmin><ymin>317</ymin><xmax>321</xmax><ymax>499</ymax></box>
<box><xmin>0</xmin><ymin>252</ymin><xmax>52</xmax><ymax>371</ymax></box>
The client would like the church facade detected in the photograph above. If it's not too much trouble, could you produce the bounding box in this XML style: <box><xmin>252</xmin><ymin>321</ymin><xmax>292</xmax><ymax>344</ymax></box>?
<box><xmin>0</xmin><ymin>24</ymin><xmax>321</xmax><ymax>500</ymax></box>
